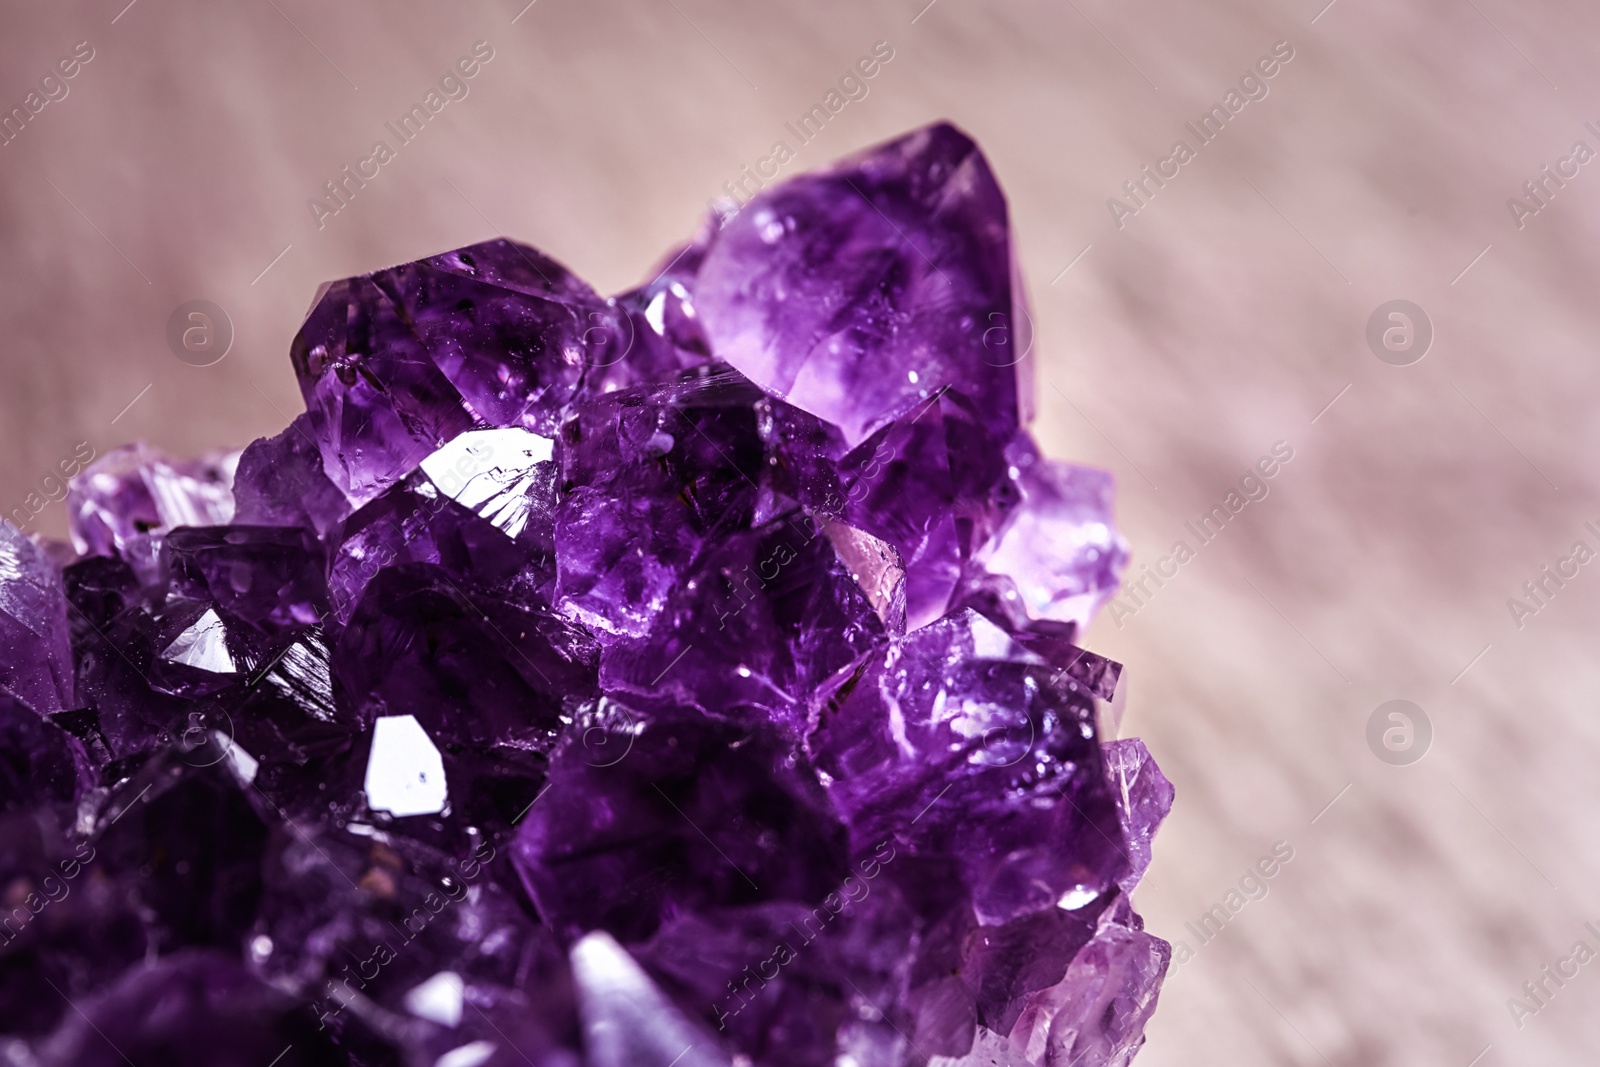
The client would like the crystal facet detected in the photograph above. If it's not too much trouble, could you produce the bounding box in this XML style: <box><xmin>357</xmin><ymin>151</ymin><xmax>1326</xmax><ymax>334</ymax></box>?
<box><xmin>0</xmin><ymin>520</ymin><xmax>74</xmax><ymax>714</ymax></box>
<box><xmin>363</xmin><ymin>713</ymin><xmax>449</xmax><ymax>817</ymax></box>
<box><xmin>6</xmin><ymin>122</ymin><xmax>1166</xmax><ymax>1066</ymax></box>
<box><xmin>695</xmin><ymin>124</ymin><xmax>1022</xmax><ymax>446</ymax></box>
<box><xmin>66</xmin><ymin>442</ymin><xmax>237</xmax><ymax>580</ymax></box>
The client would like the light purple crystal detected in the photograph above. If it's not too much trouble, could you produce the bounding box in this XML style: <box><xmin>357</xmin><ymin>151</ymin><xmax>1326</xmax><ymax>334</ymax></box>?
<box><xmin>1104</xmin><ymin>738</ymin><xmax>1174</xmax><ymax>895</ymax></box>
<box><xmin>231</xmin><ymin>413</ymin><xmax>352</xmax><ymax>536</ymax></box>
<box><xmin>694</xmin><ymin>124</ymin><xmax>1024</xmax><ymax>446</ymax></box>
<box><xmin>972</xmin><ymin>896</ymin><xmax>1169</xmax><ymax>1067</ymax></box>
<box><xmin>957</xmin><ymin>434</ymin><xmax>1129</xmax><ymax>636</ymax></box>
<box><xmin>0</xmin><ymin>520</ymin><xmax>74</xmax><ymax>715</ymax></box>
<box><xmin>596</xmin><ymin>231</ymin><xmax>718</xmax><ymax>395</ymax></box>
<box><xmin>66</xmin><ymin>442</ymin><xmax>237</xmax><ymax>579</ymax></box>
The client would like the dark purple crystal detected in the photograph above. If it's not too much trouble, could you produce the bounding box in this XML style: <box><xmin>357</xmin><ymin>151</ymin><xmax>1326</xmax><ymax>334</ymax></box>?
<box><xmin>3</xmin><ymin>122</ymin><xmax>1168</xmax><ymax>1066</ymax></box>
<box><xmin>290</xmin><ymin>238</ymin><xmax>627</xmax><ymax>508</ymax></box>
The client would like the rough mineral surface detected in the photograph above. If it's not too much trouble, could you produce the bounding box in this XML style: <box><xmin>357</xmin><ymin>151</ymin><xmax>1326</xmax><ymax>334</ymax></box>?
<box><xmin>0</xmin><ymin>122</ymin><xmax>1168</xmax><ymax>1067</ymax></box>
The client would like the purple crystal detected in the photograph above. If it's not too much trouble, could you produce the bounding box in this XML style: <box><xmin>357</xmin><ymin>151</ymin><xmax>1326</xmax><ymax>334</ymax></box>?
<box><xmin>513</xmin><ymin>710</ymin><xmax>848</xmax><ymax>942</ymax></box>
<box><xmin>973</xmin><ymin>896</ymin><xmax>1170</xmax><ymax>1067</ymax></box>
<box><xmin>0</xmin><ymin>694</ymin><xmax>86</xmax><ymax>811</ymax></box>
<box><xmin>325</xmin><ymin>448</ymin><xmax>552</xmax><ymax>626</ymax></box>
<box><xmin>595</xmin><ymin>510</ymin><xmax>886</xmax><ymax>731</ymax></box>
<box><xmin>0</xmin><ymin>521</ymin><xmax>73</xmax><ymax>714</ymax></box>
<box><xmin>801</xmin><ymin>388</ymin><xmax>1014</xmax><ymax>630</ymax></box>
<box><xmin>163</xmin><ymin>525</ymin><xmax>329</xmax><ymax>632</ymax></box>
<box><xmin>956</xmin><ymin>435</ymin><xmax>1129</xmax><ymax>635</ymax></box>
<box><xmin>231</xmin><ymin>413</ymin><xmax>352</xmax><ymax>536</ymax></box>
<box><xmin>7</xmin><ymin>122</ymin><xmax>1166</xmax><ymax>1065</ymax></box>
<box><xmin>66</xmin><ymin>442</ymin><xmax>237</xmax><ymax>581</ymax></box>
<box><xmin>694</xmin><ymin>123</ymin><xmax>1024</xmax><ymax>446</ymax></box>
<box><xmin>573</xmin><ymin>930</ymin><xmax>734</xmax><ymax>1067</ymax></box>
<box><xmin>0</xmin><ymin>810</ymin><xmax>146</xmax><ymax>1037</ymax></box>
<box><xmin>33</xmin><ymin>951</ymin><xmax>399</xmax><ymax>1066</ymax></box>
<box><xmin>807</xmin><ymin>609</ymin><xmax>1127</xmax><ymax>926</ymax></box>
<box><xmin>290</xmin><ymin>238</ymin><xmax>625</xmax><ymax>508</ymax></box>
<box><xmin>594</xmin><ymin>233</ymin><xmax>718</xmax><ymax>395</ymax></box>
<box><xmin>332</xmin><ymin>562</ymin><xmax>600</xmax><ymax>837</ymax></box>
<box><xmin>552</xmin><ymin>366</ymin><xmax>769</xmax><ymax>640</ymax></box>
<box><xmin>1103</xmin><ymin>738</ymin><xmax>1174</xmax><ymax>895</ymax></box>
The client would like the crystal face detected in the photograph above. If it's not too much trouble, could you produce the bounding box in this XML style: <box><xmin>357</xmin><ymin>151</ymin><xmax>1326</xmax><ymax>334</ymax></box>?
<box><xmin>0</xmin><ymin>520</ymin><xmax>73</xmax><ymax>715</ymax></box>
<box><xmin>695</xmin><ymin>123</ymin><xmax>1022</xmax><ymax>447</ymax></box>
<box><xmin>5</xmin><ymin>122</ymin><xmax>1168</xmax><ymax>1065</ymax></box>
<box><xmin>364</xmin><ymin>713</ymin><xmax>450</xmax><ymax>817</ymax></box>
<box><xmin>65</xmin><ymin>443</ymin><xmax>238</xmax><ymax>582</ymax></box>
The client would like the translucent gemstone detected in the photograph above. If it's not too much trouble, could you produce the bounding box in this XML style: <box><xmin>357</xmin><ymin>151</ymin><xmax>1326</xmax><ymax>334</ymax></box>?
<box><xmin>159</xmin><ymin>606</ymin><xmax>236</xmax><ymax>673</ymax></box>
<box><xmin>773</xmin><ymin>386</ymin><xmax>1013</xmax><ymax>630</ymax></box>
<box><xmin>0</xmin><ymin>692</ymin><xmax>85</xmax><ymax>811</ymax></box>
<box><xmin>403</xmin><ymin>970</ymin><xmax>465</xmax><ymax>1026</ymax></box>
<box><xmin>436</xmin><ymin>1042</ymin><xmax>498</xmax><ymax>1067</ymax></box>
<box><xmin>593</xmin><ymin>507</ymin><xmax>887</xmax><ymax>736</ymax></box>
<box><xmin>16</xmin><ymin>122</ymin><xmax>1165</xmax><ymax>1067</ymax></box>
<box><xmin>511</xmin><ymin>710</ymin><xmax>848</xmax><ymax>944</ymax></box>
<box><xmin>417</xmin><ymin>426</ymin><xmax>557</xmax><ymax>540</ymax></box>
<box><xmin>323</xmin><ymin>456</ymin><xmax>552</xmax><ymax>625</ymax></box>
<box><xmin>694</xmin><ymin>123</ymin><xmax>1023</xmax><ymax>447</ymax></box>
<box><xmin>960</xmin><ymin>435</ymin><xmax>1129</xmax><ymax>634</ymax></box>
<box><xmin>162</xmin><ymin>524</ymin><xmax>330</xmax><ymax>631</ymax></box>
<box><xmin>571</xmin><ymin>931</ymin><xmax>734</xmax><ymax>1067</ymax></box>
<box><xmin>1103</xmin><ymin>738</ymin><xmax>1174</xmax><ymax>895</ymax></box>
<box><xmin>231</xmin><ymin>413</ymin><xmax>352</xmax><ymax>535</ymax></box>
<box><xmin>806</xmin><ymin>609</ymin><xmax>1128</xmax><ymax>926</ymax></box>
<box><xmin>0</xmin><ymin>519</ymin><xmax>74</xmax><ymax>714</ymax></box>
<box><xmin>552</xmin><ymin>366</ymin><xmax>768</xmax><ymax>640</ymax></box>
<box><xmin>66</xmin><ymin>442</ymin><xmax>237</xmax><ymax>578</ymax></box>
<box><xmin>35</xmin><ymin>952</ymin><xmax>393</xmax><ymax>1065</ymax></box>
<box><xmin>592</xmin><ymin>233</ymin><xmax>717</xmax><ymax>395</ymax></box>
<box><xmin>289</xmin><ymin>238</ymin><xmax>625</xmax><ymax>507</ymax></box>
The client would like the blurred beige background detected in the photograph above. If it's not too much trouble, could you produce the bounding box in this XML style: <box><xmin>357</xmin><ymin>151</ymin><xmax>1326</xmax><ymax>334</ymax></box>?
<box><xmin>4</xmin><ymin>0</ymin><xmax>1600</xmax><ymax>1062</ymax></box>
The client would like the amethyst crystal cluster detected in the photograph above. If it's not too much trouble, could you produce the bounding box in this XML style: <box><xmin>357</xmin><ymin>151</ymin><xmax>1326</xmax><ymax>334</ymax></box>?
<box><xmin>0</xmin><ymin>123</ymin><xmax>1171</xmax><ymax>1066</ymax></box>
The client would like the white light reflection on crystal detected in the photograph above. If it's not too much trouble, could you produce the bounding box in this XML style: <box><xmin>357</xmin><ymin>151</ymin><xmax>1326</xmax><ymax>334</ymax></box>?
<box><xmin>364</xmin><ymin>714</ymin><xmax>448</xmax><ymax>817</ymax></box>
<box><xmin>160</xmin><ymin>608</ymin><xmax>236</xmax><ymax>673</ymax></box>
<box><xmin>419</xmin><ymin>428</ymin><xmax>553</xmax><ymax>539</ymax></box>
<box><xmin>404</xmin><ymin>970</ymin><xmax>464</xmax><ymax>1027</ymax></box>
<box><xmin>434</xmin><ymin>1041</ymin><xmax>496</xmax><ymax>1067</ymax></box>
